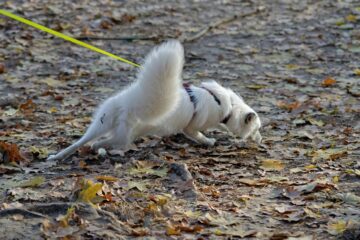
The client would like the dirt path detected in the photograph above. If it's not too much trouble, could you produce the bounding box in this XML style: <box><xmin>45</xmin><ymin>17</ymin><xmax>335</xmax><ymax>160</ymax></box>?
<box><xmin>0</xmin><ymin>0</ymin><xmax>359</xmax><ymax>239</ymax></box>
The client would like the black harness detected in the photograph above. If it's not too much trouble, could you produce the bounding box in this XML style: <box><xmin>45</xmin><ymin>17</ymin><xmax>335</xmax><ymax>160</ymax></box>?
<box><xmin>183</xmin><ymin>83</ymin><xmax>231</xmax><ymax>124</ymax></box>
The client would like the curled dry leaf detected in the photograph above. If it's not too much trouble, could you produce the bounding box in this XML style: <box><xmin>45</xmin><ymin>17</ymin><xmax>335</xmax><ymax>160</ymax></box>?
<box><xmin>0</xmin><ymin>141</ymin><xmax>24</xmax><ymax>163</ymax></box>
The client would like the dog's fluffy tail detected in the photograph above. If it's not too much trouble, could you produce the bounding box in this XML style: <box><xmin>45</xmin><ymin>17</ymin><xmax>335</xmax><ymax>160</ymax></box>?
<box><xmin>128</xmin><ymin>40</ymin><xmax>184</xmax><ymax>122</ymax></box>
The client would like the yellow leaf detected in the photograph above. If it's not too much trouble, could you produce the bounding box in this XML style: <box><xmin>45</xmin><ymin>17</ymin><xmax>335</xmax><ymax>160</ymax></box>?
<box><xmin>214</xmin><ymin>229</ymin><xmax>223</xmax><ymax>236</ymax></box>
<box><xmin>335</xmin><ymin>19</ymin><xmax>345</xmax><ymax>26</ymax></box>
<box><xmin>354</xmin><ymin>69</ymin><xmax>360</xmax><ymax>76</ymax></box>
<box><xmin>304</xmin><ymin>164</ymin><xmax>317</xmax><ymax>170</ymax></box>
<box><xmin>95</xmin><ymin>175</ymin><xmax>118</xmax><ymax>182</ymax></box>
<box><xmin>285</xmin><ymin>64</ymin><xmax>301</xmax><ymax>70</ymax></box>
<box><xmin>58</xmin><ymin>206</ymin><xmax>75</xmax><ymax>227</ymax></box>
<box><xmin>304</xmin><ymin>207</ymin><xmax>321</xmax><ymax>218</ymax></box>
<box><xmin>154</xmin><ymin>195</ymin><xmax>168</xmax><ymax>206</ymax></box>
<box><xmin>78</xmin><ymin>179</ymin><xmax>103</xmax><ymax>205</ymax></box>
<box><xmin>333</xmin><ymin>176</ymin><xmax>339</xmax><ymax>183</ymax></box>
<box><xmin>260</xmin><ymin>159</ymin><xmax>285</xmax><ymax>171</ymax></box>
<box><xmin>328</xmin><ymin>220</ymin><xmax>348</xmax><ymax>235</ymax></box>
<box><xmin>47</xmin><ymin>107</ymin><xmax>57</xmax><ymax>113</ymax></box>
<box><xmin>346</xmin><ymin>14</ymin><xmax>357</xmax><ymax>22</ymax></box>
<box><xmin>19</xmin><ymin>176</ymin><xmax>45</xmax><ymax>188</ymax></box>
<box><xmin>30</xmin><ymin>146</ymin><xmax>49</xmax><ymax>159</ymax></box>
<box><xmin>166</xmin><ymin>225</ymin><xmax>181</xmax><ymax>236</ymax></box>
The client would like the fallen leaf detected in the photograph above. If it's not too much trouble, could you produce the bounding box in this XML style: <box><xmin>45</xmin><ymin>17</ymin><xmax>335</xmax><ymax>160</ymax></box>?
<box><xmin>277</xmin><ymin>101</ymin><xmax>301</xmax><ymax>111</ymax></box>
<box><xmin>77</xmin><ymin>179</ymin><xmax>103</xmax><ymax>205</ymax></box>
<box><xmin>0</xmin><ymin>63</ymin><xmax>5</xmax><ymax>73</ymax></box>
<box><xmin>166</xmin><ymin>225</ymin><xmax>181</xmax><ymax>236</ymax></box>
<box><xmin>130</xmin><ymin>228</ymin><xmax>148</xmax><ymax>237</ymax></box>
<box><xmin>129</xmin><ymin>164</ymin><xmax>168</xmax><ymax>177</ymax></box>
<box><xmin>321</xmin><ymin>77</ymin><xmax>336</xmax><ymax>87</ymax></box>
<box><xmin>0</xmin><ymin>141</ymin><xmax>24</xmax><ymax>163</ymax></box>
<box><xmin>38</xmin><ymin>77</ymin><xmax>66</xmax><ymax>87</ymax></box>
<box><xmin>95</xmin><ymin>175</ymin><xmax>118</xmax><ymax>182</ymax></box>
<box><xmin>126</xmin><ymin>181</ymin><xmax>147</xmax><ymax>192</ymax></box>
<box><xmin>306</xmin><ymin>117</ymin><xmax>325</xmax><ymax>127</ymax></box>
<box><xmin>30</xmin><ymin>146</ymin><xmax>49</xmax><ymax>159</ymax></box>
<box><xmin>260</xmin><ymin>159</ymin><xmax>285</xmax><ymax>171</ymax></box>
<box><xmin>47</xmin><ymin>107</ymin><xmax>57</xmax><ymax>113</ymax></box>
<box><xmin>19</xmin><ymin>99</ymin><xmax>36</xmax><ymax>115</ymax></box>
<box><xmin>346</xmin><ymin>14</ymin><xmax>357</xmax><ymax>22</ymax></box>
<box><xmin>328</xmin><ymin>220</ymin><xmax>348</xmax><ymax>235</ymax></box>
<box><xmin>19</xmin><ymin>176</ymin><xmax>45</xmax><ymax>188</ymax></box>
<box><xmin>58</xmin><ymin>206</ymin><xmax>75</xmax><ymax>227</ymax></box>
<box><xmin>3</xmin><ymin>108</ymin><xmax>18</xmax><ymax>116</ymax></box>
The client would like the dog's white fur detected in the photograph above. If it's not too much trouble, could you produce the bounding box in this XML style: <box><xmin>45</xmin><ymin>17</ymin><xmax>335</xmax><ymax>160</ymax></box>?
<box><xmin>48</xmin><ymin>40</ymin><xmax>184</xmax><ymax>161</ymax></box>
<box><xmin>48</xmin><ymin>41</ymin><xmax>262</xmax><ymax>161</ymax></box>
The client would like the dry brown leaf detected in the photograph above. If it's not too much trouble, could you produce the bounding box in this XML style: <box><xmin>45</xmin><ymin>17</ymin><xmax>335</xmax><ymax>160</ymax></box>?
<box><xmin>321</xmin><ymin>77</ymin><xmax>336</xmax><ymax>87</ymax></box>
<box><xmin>131</xmin><ymin>228</ymin><xmax>149</xmax><ymax>237</ymax></box>
<box><xmin>19</xmin><ymin>99</ymin><xmax>36</xmax><ymax>115</ymax></box>
<box><xmin>0</xmin><ymin>141</ymin><xmax>24</xmax><ymax>163</ymax></box>
<box><xmin>277</xmin><ymin>101</ymin><xmax>301</xmax><ymax>111</ymax></box>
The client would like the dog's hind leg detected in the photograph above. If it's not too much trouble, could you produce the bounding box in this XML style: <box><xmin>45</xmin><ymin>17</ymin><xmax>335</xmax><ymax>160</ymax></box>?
<box><xmin>47</xmin><ymin>120</ymin><xmax>111</xmax><ymax>161</ymax></box>
<box><xmin>91</xmin><ymin>120</ymin><xmax>134</xmax><ymax>151</ymax></box>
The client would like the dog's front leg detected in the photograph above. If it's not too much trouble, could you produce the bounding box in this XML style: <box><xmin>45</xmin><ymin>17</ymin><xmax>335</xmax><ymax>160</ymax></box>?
<box><xmin>184</xmin><ymin>128</ymin><xmax>216</xmax><ymax>146</ymax></box>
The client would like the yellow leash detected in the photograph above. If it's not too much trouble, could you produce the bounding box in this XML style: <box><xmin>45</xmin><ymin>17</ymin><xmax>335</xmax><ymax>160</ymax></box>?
<box><xmin>0</xmin><ymin>9</ymin><xmax>141</xmax><ymax>68</ymax></box>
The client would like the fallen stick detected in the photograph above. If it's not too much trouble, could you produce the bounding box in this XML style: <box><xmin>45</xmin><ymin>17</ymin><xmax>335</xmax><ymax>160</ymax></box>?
<box><xmin>183</xmin><ymin>6</ymin><xmax>266</xmax><ymax>42</ymax></box>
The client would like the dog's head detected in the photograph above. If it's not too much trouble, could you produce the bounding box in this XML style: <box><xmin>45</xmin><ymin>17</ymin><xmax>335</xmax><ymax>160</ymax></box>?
<box><xmin>224</xmin><ymin>89</ymin><xmax>262</xmax><ymax>144</ymax></box>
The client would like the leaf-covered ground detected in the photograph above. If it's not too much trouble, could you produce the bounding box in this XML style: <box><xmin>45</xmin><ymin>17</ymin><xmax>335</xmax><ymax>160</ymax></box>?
<box><xmin>1</xmin><ymin>0</ymin><xmax>360</xmax><ymax>239</ymax></box>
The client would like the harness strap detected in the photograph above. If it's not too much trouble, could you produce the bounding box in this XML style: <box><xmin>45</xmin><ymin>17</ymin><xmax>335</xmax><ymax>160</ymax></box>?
<box><xmin>200</xmin><ymin>86</ymin><xmax>221</xmax><ymax>105</ymax></box>
<box><xmin>221</xmin><ymin>112</ymin><xmax>232</xmax><ymax>124</ymax></box>
<box><xmin>183</xmin><ymin>83</ymin><xmax>232</xmax><ymax>124</ymax></box>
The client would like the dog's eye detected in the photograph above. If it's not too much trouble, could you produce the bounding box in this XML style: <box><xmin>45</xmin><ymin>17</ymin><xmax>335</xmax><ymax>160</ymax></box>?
<box><xmin>245</xmin><ymin>112</ymin><xmax>256</xmax><ymax>124</ymax></box>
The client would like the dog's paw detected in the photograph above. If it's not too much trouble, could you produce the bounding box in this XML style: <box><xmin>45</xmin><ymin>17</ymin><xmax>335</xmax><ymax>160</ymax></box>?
<box><xmin>91</xmin><ymin>142</ymin><xmax>102</xmax><ymax>151</ymax></box>
<box><xmin>47</xmin><ymin>154</ymin><xmax>58</xmax><ymax>161</ymax></box>
<box><xmin>203</xmin><ymin>137</ymin><xmax>216</xmax><ymax>146</ymax></box>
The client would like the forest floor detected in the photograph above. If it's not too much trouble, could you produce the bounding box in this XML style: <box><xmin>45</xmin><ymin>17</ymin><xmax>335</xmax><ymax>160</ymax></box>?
<box><xmin>0</xmin><ymin>0</ymin><xmax>359</xmax><ymax>239</ymax></box>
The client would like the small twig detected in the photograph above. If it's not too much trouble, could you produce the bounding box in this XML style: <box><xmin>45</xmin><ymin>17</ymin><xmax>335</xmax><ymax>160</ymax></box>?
<box><xmin>183</xmin><ymin>6</ymin><xmax>266</xmax><ymax>42</ymax></box>
<box><xmin>0</xmin><ymin>208</ymin><xmax>46</xmax><ymax>218</ymax></box>
<box><xmin>76</xmin><ymin>36</ymin><xmax>157</xmax><ymax>42</ymax></box>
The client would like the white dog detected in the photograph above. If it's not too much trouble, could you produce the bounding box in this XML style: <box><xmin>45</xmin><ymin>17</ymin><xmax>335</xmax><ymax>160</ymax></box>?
<box><xmin>48</xmin><ymin>40</ymin><xmax>184</xmax><ymax>161</ymax></box>
<box><xmin>48</xmin><ymin>41</ymin><xmax>261</xmax><ymax>160</ymax></box>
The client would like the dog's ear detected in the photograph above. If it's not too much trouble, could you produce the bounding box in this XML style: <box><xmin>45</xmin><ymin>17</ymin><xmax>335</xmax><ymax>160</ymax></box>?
<box><xmin>245</xmin><ymin>112</ymin><xmax>256</xmax><ymax>124</ymax></box>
